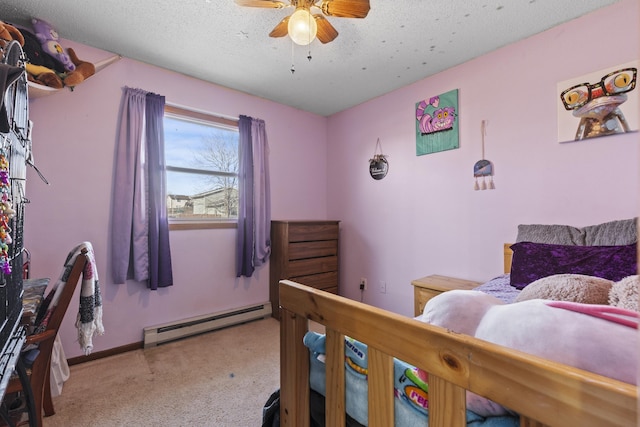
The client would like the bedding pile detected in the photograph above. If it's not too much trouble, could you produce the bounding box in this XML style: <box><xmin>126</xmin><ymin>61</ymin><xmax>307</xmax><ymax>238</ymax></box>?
<box><xmin>422</xmin><ymin>290</ymin><xmax>638</xmax><ymax>387</ymax></box>
<box><xmin>472</xmin><ymin>274</ymin><xmax>519</xmax><ymax>303</ymax></box>
<box><xmin>304</xmin><ymin>331</ymin><xmax>519</xmax><ymax>427</ymax></box>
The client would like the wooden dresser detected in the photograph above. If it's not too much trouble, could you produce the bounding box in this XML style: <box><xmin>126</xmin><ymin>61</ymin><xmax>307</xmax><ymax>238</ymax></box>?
<box><xmin>411</xmin><ymin>275</ymin><xmax>480</xmax><ymax>317</ymax></box>
<box><xmin>270</xmin><ymin>220</ymin><xmax>340</xmax><ymax>319</ymax></box>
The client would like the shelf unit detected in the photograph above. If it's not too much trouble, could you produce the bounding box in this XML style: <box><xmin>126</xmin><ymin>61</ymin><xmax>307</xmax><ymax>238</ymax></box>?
<box><xmin>28</xmin><ymin>53</ymin><xmax>121</xmax><ymax>98</ymax></box>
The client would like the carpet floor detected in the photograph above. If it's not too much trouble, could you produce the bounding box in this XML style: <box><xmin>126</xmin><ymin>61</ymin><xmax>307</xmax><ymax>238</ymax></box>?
<box><xmin>42</xmin><ymin>317</ymin><xmax>280</xmax><ymax>427</ymax></box>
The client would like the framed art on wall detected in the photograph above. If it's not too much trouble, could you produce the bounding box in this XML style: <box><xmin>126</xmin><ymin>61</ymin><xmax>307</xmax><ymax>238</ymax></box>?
<box><xmin>557</xmin><ymin>60</ymin><xmax>638</xmax><ymax>143</ymax></box>
<box><xmin>415</xmin><ymin>88</ymin><xmax>459</xmax><ymax>155</ymax></box>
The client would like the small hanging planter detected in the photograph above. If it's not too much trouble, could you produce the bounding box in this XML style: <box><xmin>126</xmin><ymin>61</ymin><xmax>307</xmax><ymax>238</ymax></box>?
<box><xmin>369</xmin><ymin>138</ymin><xmax>389</xmax><ymax>180</ymax></box>
<box><xmin>473</xmin><ymin>120</ymin><xmax>495</xmax><ymax>190</ymax></box>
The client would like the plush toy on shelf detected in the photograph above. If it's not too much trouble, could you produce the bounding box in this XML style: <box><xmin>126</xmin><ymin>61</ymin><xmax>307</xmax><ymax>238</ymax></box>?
<box><xmin>31</xmin><ymin>18</ymin><xmax>75</xmax><ymax>72</ymax></box>
<box><xmin>61</xmin><ymin>47</ymin><xmax>95</xmax><ymax>87</ymax></box>
<box><xmin>0</xmin><ymin>17</ymin><xmax>118</xmax><ymax>92</ymax></box>
<box><xmin>4</xmin><ymin>20</ymin><xmax>96</xmax><ymax>90</ymax></box>
<box><xmin>21</xmin><ymin>26</ymin><xmax>66</xmax><ymax>89</ymax></box>
<box><xmin>29</xmin><ymin>18</ymin><xmax>98</xmax><ymax>89</ymax></box>
<box><xmin>0</xmin><ymin>20</ymin><xmax>24</xmax><ymax>48</ymax></box>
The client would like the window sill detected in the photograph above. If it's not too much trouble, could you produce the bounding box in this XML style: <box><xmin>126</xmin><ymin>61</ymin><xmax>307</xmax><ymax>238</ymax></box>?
<box><xmin>169</xmin><ymin>221</ymin><xmax>237</xmax><ymax>231</ymax></box>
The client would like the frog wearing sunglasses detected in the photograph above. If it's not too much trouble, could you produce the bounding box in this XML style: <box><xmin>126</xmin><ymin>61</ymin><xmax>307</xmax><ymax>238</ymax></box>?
<box><xmin>560</xmin><ymin>67</ymin><xmax>637</xmax><ymax>140</ymax></box>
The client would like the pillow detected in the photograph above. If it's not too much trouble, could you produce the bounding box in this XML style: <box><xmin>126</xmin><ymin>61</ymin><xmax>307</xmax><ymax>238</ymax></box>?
<box><xmin>582</xmin><ymin>218</ymin><xmax>638</xmax><ymax>246</ymax></box>
<box><xmin>608</xmin><ymin>275</ymin><xmax>639</xmax><ymax>312</ymax></box>
<box><xmin>514</xmin><ymin>274</ymin><xmax>612</xmax><ymax>304</ymax></box>
<box><xmin>516</xmin><ymin>224</ymin><xmax>584</xmax><ymax>245</ymax></box>
<box><xmin>509</xmin><ymin>242</ymin><xmax>637</xmax><ymax>290</ymax></box>
<box><xmin>515</xmin><ymin>218</ymin><xmax>637</xmax><ymax>246</ymax></box>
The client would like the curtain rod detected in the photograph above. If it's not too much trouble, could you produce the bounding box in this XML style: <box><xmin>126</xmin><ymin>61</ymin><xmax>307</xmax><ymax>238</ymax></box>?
<box><xmin>165</xmin><ymin>102</ymin><xmax>239</xmax><ymax>124</ymax></box>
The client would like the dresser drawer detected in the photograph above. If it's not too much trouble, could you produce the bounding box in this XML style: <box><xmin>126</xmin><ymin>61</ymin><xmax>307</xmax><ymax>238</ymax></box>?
<box><xmin>291</xmin><ymin>271</ymin><xmax>338</xmax><ymax>291</ymax></box>
<box><xmin>289</xmin><ymin>240</ymin><xmax>338</xmax><ymax>260</ymax></box>
<box><xmin>288</xmin><ymin>256</ymin><xmax>338</xmax><ymax>277</ymax></box>
<box><xmin>288</xmin><ymin>223</ymin><xmax>339</xmax><ymax>242</ymax></box>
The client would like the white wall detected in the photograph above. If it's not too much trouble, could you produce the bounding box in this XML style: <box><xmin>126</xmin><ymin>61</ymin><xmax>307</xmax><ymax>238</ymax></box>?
<box><xmin>326</xmin><ymin>0</ymin><xmax>639</xmax><ymax>315</ymax></box>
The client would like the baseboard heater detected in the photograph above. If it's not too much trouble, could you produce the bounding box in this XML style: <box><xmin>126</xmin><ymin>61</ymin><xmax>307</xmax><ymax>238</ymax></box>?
<box><xmin>143</xmin><ymin>301</ymin><xmax>272</xmax><ymax>348</ymax></box>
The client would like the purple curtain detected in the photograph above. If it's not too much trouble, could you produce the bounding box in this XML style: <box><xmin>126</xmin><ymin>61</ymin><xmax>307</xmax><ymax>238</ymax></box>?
<box><xmin>145</xmin><ymin>93</ymin><xmax>173</xmax><ymax>289</ymax></box>
<box><xmin>251</xmin><ymin>118</ymin><xmax>271</xmax><ymax>268</ymax></box>
<box><xmin>111</xmin><ymin>87</ymin><xmax>173</xmax><ymax>289</ymax></box>
<box><xmin>236</xmin><ymin>115</ymin><xmax>271</xmax><ymax>277</ymax></box>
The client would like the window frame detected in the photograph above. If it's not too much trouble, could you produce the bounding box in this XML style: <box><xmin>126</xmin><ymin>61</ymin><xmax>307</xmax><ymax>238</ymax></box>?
<box><xmin>164</xmin><ymin>104</ymin><xmax>239</xmax><ymax>231</ymax></box>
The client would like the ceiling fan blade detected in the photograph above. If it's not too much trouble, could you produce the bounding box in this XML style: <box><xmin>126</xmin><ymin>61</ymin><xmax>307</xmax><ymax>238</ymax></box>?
<box><xmin>314</xmin><ymin>15</ymin><xmax>338</xmax><ymax>44</ymax></box>
<box><xmin>269</xmin><ymin>17</ymin><xmax>290</xmax><ymax>38</ymax></box>
<box><xmin>235</xmin><ymin>0</ymin><xmax>288</xmax><ymax>8</ymax></box>
<box><xmin>320</xmin><ymin>0</ymin><xmax>370</xmax><ymax>18</ymax></box>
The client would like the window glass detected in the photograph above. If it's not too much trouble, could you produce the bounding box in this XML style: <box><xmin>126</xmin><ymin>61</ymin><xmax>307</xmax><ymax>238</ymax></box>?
<box><xmin>164</xmin><ymin>108</ymin><xmax>239</xmax><ymax>225</ymax></box>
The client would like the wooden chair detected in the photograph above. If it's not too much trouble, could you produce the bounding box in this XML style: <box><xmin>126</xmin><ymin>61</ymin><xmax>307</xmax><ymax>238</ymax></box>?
<box><xmin>3</xmin><ymin>244</ymin><xmax>89</xmax><ymax>427</ymax></box>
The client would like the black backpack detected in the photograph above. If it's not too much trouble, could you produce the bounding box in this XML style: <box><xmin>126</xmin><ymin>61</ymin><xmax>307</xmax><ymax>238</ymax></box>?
<box><xmin>262</xmin><ymin>389</ymin><xmax>280</xmax><ymax>427</ymax></box>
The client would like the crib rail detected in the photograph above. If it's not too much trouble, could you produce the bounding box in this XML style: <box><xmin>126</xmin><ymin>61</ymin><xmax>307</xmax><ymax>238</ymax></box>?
<box><xmin>278</xmin><ymin>280</ymin><xmax>637</xmax><ymax>427</ymax></box>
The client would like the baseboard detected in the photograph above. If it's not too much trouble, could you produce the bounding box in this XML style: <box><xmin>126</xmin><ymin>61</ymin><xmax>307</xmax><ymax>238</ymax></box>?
<box><xmin>143</xmin><ymin>302</ymin><xmax>272</xmax><ymax>348</ymax></box>
<box><xmin>68</xmin><ymin>309</ymin><xmax>273</xmax><ymax>365</ymax></box>
<box><xmin>67</xmin><ymin>341</ymin><xmax>143</xmax><ymax>366</ymax></box>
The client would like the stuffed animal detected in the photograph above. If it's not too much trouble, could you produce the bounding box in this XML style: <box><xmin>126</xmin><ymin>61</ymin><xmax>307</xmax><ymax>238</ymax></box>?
<box><xmin>0</xmin><ymin>21</ymin><xmax>24</xmax><ymax>48</ymax></box>
<box><xmin>3</xmin><ymin>19</ymin><xmax>102</xmax><ymax>90</ymax></box>
<box><xmin>24</xmin><ymin>63</ymin><xmax>63</xmax><ymax>89</ymax></box>
<box><xmin>20</xmin><ymin>27</ymin><xmax>66</xmax><ymax>88</ymax></box>
<box><xmin>608</xmin><ymin>275</ymin><xmax>639</xmax><ymax>311</ymax></box>
<box><xmin>514</xmin><ymin>273</ymin><xmax>612</xmax><ymax>304</ymax></box>
<box><xmin>31</xmin><ymin>18</ymin><xmax>75</xmax><ymax>71</ymax></box>
<box><xmin>14</xmin><ymin>26</ymin><xmax>95</xmax><ymax>90</ymax></box>
<box><xmin>62</xmin><ymin>47</ymin><xmax>95</xmax><ymax>88</ymax></box>
<box><xmin>20</xmin><ymin>27</ymin><xmax>65</xmax><ymax>73</ymax></box>
<box><xmin>422</xmin><ymin>290</ymin><xmax>638</xmax><ymax>417</ymax></box>
<box><xmin>0</xmin><ymin>22</ymin><xmax>63</xmax><ymax>88</ymax></box>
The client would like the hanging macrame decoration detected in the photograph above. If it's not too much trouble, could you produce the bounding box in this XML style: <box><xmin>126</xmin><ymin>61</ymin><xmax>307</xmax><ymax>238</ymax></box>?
<box><xmin>473</xmin><ymin>120</ymin><xmax>495</xmax><ymax>190</ymax></box>
<box><xmin>369</xmin><ymin>138</ymin><xmax>389</xmax><ymax>180</ymax></box>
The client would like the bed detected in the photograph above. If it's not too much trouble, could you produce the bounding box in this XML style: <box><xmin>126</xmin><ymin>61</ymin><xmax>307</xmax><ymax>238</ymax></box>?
<box><xmin>277</xmin><ymin>219</ymin><xmax>638</xmax><ymax>427</ymax></box>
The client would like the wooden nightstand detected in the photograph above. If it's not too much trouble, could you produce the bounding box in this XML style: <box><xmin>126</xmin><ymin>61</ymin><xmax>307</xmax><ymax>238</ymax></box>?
<box><xmin>411</xmin><ymin>275</ymin><xmax>481</xmax><ymax>316</ymax></box>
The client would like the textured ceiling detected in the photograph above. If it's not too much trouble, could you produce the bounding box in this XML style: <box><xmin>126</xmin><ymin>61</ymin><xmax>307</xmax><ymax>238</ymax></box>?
<box><xmin>0</xmin><ymin>0</ymin><xmax>619</xmax><ymax>116</ymax></box>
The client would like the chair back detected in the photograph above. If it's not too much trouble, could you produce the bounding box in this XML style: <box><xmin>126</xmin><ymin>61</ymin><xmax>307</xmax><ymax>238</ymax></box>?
<box><xmin>34</xmin><ymin>244</ymin><xmax>90</xmax><ymax>335</ymax></box>
<box><xmin>8</xmin><ymin>243</ymin><xmax>92</xmax><ymax>427</ymax></box>
<box><xmin>46</xmin><ymin>246</ymin><xmax>89</xmax><ymax>332</ymax></box>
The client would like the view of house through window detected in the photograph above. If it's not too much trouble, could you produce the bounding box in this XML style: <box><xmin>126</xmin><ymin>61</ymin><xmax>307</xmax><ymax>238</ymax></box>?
<box><xmin>164</xmin><ymin>106</ymin><xmax>239</xmax><ymax>224</ymax></box>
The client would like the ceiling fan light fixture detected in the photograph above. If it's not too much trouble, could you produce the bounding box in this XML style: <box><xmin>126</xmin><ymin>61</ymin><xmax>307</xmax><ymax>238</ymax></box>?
<box><xmin>288</xmin><ymin>8</ymin><xmax>317</xmax><ymax>45</ymax></box>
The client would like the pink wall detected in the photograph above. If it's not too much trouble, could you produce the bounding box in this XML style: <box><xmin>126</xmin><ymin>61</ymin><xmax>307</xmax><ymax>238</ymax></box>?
<box><xmin>24</xmin><ymin>0</ymin><xmax>638</xmax><ymax>358</ymax></box>
<box><xmin>26</xmin><ymin>44</ymin><xmax>328</xmax><ymax>358</ymax></box>
<box><xmin>327</xmin><ymin>0</ymin><xmax>639</xmax><ymax>315</ymax></box>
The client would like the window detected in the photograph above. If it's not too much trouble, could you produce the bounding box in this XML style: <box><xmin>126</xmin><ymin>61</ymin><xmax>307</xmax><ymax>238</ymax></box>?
<box><xmin>164</xmin><ymin>105</ymin><xmax>239</xmax><ymax>230</ymax></box>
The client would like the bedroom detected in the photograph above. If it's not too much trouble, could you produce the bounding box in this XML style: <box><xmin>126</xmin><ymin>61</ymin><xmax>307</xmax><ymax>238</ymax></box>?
<box><xmin>0</xmin><ymin>0</ymin><xmax>636</xmax><ymax>424</ymax></box>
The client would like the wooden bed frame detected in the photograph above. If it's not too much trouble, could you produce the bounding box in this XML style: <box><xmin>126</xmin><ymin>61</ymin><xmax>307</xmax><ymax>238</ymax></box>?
<box><xmin>278</xmin><ymin>245</ymin><xmax>637</xmax><ymax>427</ymax></box>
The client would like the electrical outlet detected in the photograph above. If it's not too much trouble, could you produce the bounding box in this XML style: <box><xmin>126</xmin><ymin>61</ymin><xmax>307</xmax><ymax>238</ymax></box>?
<box><xmin>360</xmin><ymin>277</ymin><xmax>367</xmax><ymax>290</ymax></box>
<box><xmin>379</xmin><ymin>281</ymin><xmax>387</xmax><ymax>293</ymax></box>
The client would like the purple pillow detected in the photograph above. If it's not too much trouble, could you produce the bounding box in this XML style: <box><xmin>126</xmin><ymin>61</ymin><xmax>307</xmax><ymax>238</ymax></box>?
<box><xmin>509</xmin><ymin>242</ymin><xmax>637</xmax><ymax>290</ymax></box>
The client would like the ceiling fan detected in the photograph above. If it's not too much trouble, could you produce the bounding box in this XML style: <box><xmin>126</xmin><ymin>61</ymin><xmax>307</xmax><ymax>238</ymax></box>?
<box><xmin>235</xmin><ymin>0</ymin><xmax>371</xmax><ymax>45</ymax></box>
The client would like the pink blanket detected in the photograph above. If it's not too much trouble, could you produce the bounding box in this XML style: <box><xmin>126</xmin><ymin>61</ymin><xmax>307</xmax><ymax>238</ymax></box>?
<box><xmin>545</xmin><ymin>301</ymin><xmax>639</xmax><ymax>328</ymax></box>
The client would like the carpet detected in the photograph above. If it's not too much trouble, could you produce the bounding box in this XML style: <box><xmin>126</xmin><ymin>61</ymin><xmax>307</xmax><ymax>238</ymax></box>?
<box><xmin>42</xmin><ymin>317</ymin><xmax>280</xmax><ymax>427</ymax></box>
